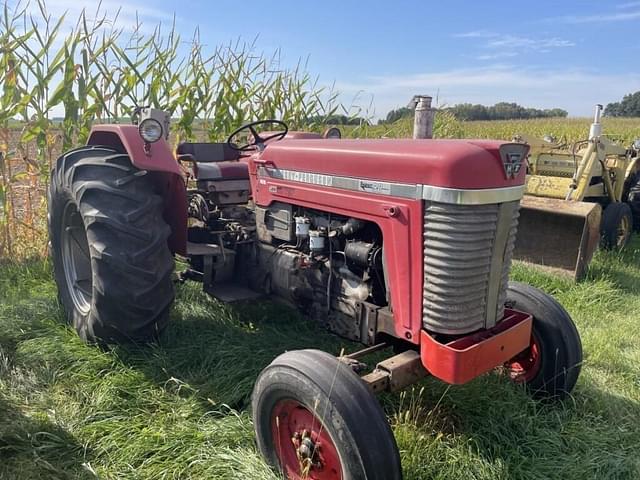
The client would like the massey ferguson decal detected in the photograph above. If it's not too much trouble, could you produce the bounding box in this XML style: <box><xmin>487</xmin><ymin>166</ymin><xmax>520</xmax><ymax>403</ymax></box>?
<box><xmin>503</xmin><ymin>152</ymin><xmax>523</xmax><ymax>179</ymax></box>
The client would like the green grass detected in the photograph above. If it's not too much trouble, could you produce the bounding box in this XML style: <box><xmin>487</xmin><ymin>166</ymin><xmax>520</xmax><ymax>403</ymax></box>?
<box><xmin>1</xmin><ymin>242</ymin><xmax>640</xmax><ymax>479</ymax></box>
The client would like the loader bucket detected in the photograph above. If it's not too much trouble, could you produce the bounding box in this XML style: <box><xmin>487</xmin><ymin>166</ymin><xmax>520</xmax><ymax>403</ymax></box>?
<box><xmin>513</xmin><ymin>196</ymin><xmax>602</xmax><ymax>281</ymax></box>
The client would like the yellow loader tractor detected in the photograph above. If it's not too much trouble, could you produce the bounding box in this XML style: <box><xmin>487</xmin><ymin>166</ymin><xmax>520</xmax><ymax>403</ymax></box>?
<box><xmin>514</xmin><ymin>105</ymin><xmax>640</xmax><ymax>280</ymax></box>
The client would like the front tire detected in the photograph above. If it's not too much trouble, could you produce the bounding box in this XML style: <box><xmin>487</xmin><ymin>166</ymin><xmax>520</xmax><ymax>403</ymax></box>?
<box><xmin>48</xmin><ymin>146</ymin><xmax>175</xmax><ymax>343</ymax></box>
<box><xmin>504</xmin><ymin>282</ymin><xmax>582</xmax><ymax>399</ymax></box>
<box><xmin>601</xmin><ymin>202</ymin><xmax>633</xmax><ymax>250</ymax></box>
<box><xmin>623</xmin><ymin>172</ymin><xmax>640</xmax><ymax>231</ymax></box>
<box><xmin>252</xmin><ymin>349</ymin><xmax>402</xmax><ymax>480</ymax></box>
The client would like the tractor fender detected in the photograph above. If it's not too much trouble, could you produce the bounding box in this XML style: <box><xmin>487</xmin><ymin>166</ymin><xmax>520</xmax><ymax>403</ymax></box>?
<box><xmin>87</xmin><ymin>125</ymin><xmax>188</xmax><ymax>255</ymax></box>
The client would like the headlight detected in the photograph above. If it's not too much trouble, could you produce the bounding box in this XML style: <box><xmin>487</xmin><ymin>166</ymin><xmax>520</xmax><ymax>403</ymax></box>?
<box><xmin>139</xmin><ymin>118</ymin><xmax>163</xmax><ymax>143</ymax></box>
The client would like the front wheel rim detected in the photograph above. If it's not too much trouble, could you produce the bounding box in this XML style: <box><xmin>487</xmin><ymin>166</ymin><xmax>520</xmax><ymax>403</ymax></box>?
<box><xmin>60</xmin><ymin>201</ymin><xmax>93</xmax><ymax>315</ymax></box>
<box><xmin>505</xmin><ymin>333</ymin><xmax>541</xmax><ymax>383</ymax></box>
<box><xmin>271</xmin><ymin>399</ymin><xmax>343</xmax><ymax>480</ymax></box>
<box><xmin>617</xmin><ymin>215</ymin><xmax>631</xmax><ymax>248</ymax></box>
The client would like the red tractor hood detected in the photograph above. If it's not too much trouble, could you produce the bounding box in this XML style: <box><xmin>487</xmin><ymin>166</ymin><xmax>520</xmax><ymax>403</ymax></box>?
<box><xmin>259</xmin><ymin>139</ymin><xmax>527</xmax><ymax>190</ymax></box>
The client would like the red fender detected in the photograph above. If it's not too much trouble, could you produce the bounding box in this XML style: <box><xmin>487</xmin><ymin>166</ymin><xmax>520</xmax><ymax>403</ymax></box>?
<box><xmin>87</xmin><ymin>125</ymin><xmax>188</xmax><ymax>255</ymax></box>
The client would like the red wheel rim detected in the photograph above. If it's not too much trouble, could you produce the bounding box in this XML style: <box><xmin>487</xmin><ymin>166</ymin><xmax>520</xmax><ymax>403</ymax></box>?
<box><xmin>505</xmin><ymin>333</ymin><xmax>542</xmax><ymax>383</ymax></box>
<box><xmin>271</xmin><ymin>399</ymin><xmax>343</xmax><ymax>480</ymax></box>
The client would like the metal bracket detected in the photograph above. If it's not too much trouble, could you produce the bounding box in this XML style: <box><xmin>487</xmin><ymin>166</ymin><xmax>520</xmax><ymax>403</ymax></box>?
<box><xmin>361</xmin><ymin>350</ymin><xmax>427</xmax><ymax>394</ymax></box>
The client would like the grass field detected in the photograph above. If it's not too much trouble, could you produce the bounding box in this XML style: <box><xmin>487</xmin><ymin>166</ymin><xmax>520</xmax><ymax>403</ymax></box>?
<box><xmin>1</xmin><ymin>237</ymin><xmax>640</xmax><ymax>479</ymax></box>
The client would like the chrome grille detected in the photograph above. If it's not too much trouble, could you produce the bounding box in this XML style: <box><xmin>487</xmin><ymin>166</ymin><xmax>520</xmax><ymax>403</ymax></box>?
<box><xmin>422</xmin><ymin>200</ymin><xmax>520</xmax><ymax>334</ymax></box>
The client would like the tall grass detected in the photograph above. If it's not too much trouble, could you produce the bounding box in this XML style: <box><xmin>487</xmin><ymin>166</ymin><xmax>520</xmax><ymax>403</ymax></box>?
<box><xmin>1</xmin><ymin>243</ymin><xmax>640</xmax><ymax>479</ymax></box>
<box><xmin>0</xmin><ymin>1</ymin><xmax>339</xmax><ymax>258</ymax></box>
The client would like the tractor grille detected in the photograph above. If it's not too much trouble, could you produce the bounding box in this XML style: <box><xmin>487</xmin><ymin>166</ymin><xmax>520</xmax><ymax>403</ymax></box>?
<box><xmin>422</xmin><ymin>200</ymin><xmax>520</xmax><ymax>334</ymax></box>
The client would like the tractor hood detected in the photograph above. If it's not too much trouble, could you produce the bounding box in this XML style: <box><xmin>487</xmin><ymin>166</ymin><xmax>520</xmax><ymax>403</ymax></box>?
<box><xmin>259</xmin><ymin>139</ymin><xmax>527</xmax><ymax>190</ymax></box>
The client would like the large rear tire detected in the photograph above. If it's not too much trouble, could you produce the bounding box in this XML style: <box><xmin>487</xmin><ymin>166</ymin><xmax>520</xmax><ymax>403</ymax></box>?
<box><xmin>48</xmin><ymin>146</ymin><xmax>175</xmax><ymax>343</ymax></box>
<box><xmin>252</xmin><ymin>349</ymin><xmax>402</xmax><ymax>480</ymax></box>
<box><xmin>503</xmin><ymin>282</ymin><xmax>582</xmax><ymax>399</ymax></box>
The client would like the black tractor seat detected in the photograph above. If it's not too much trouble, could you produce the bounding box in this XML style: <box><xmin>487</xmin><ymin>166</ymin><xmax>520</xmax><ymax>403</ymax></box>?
<box><xmin>195</xmin><ymin>162</ymin><xmax>249</xmax><ymax>181</ymax></box>
<box><xmin>177</xmin><ymin>142</ymin><xmax>240</xmax><ymax>163</ymax></box>
<box><xmin>177</xmin><ymin>142</ymin><xmax>249</xmax><ymax>181</ymax></box>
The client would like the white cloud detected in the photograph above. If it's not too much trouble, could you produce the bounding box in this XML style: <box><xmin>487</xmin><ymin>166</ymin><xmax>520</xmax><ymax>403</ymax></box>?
<box><xmin>454</xmin><ymin>31</ymin><xmax>575</xmax><ymax>62</ymax></box>
<box><xmin>333</xmin><ymin>66</ymin><xmax>640</xmax><ymax>118</ymax></box>
<box><xmin>485</xmin><ymin>35</ymin><xmax>575</xmax><ymax>50</ymax></box>
<box><xmin>453</xmin><ymin>30</ymin><xmax>498</xmax><ymax>39</ymax></box>
<box><xmin>552</xmin><ymin>9</ymin><xmax>640</xmax><ymax>23</ymax></box>
<box><xmin>476</xmin><ymin>52</ymin><xmax>518</xmax><ymax>61</ymax></box>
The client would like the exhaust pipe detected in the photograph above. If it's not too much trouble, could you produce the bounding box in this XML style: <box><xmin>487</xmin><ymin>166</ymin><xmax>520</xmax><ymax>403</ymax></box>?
<box><xmin>408</xmin><ymin>95</ymin><xmax>435</xmax><ymax>139</ymax></box>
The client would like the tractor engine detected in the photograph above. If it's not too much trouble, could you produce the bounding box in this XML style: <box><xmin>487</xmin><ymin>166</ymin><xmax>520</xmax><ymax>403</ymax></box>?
<box><xmin>186</xmin><ymin>194</ymin><xmax>387</xmax><ymax>342</ymax></box>
<box><xmin>179</xmin><ymin>139</ymin><xmax>390</xmax><ymax>344</ymax></box>
<box><xmin>247</xmin><ymin>204</ymin><xmax>386</xmax><ymax>341</ymax></box>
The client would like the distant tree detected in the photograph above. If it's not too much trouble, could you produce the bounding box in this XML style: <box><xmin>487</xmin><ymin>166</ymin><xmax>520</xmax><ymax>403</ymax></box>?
<box><xmin>378</xmin><ymin>107</ymin><xmax>413</xmax><ymax>124</ymax></box>
<box><xmin>545</xmin><ymin>108</ymin><xmax>569</xmax><ymax>118</ymax></box>
<box><xmin>378</xmin><ymin>102</ymin><xmax>567</xmax><ymax>124</ymax></box>
<box><xmin>447</xmin><ymin>103</ymin><xmax>488</xmax><ymax>121</ymax></box>
<box><xmin>605</xmin><ymin>92</ymin><xmax>640</xmax><ymax>117</ymax></box>
<box><xmin>446</xmin><ymin>102</ymin><xmax>567</xmax><ymax>121</ymax></box>
<box><xmin>604</xmin><ymin>102</ymin><xmax>621</xmax><ymax>116</ymax></box>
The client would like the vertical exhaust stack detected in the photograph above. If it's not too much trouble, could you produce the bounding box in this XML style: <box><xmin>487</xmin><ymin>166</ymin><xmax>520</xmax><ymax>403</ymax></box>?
<box><xmin>409</xmin><ymin>95</ymin><xmax>436</xmax><ymax>139</ymax></box>
<box><xmin>589</xmin><ymin>104</ymin><xmax>603</xmax><ymax>140</ymax></box>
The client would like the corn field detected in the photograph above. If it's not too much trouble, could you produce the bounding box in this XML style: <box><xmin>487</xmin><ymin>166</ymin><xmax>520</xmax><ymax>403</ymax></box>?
<box><xmin>0</xmin><ymin>1</ymin><xmax>344</xmax><ymax>258</ymax></box>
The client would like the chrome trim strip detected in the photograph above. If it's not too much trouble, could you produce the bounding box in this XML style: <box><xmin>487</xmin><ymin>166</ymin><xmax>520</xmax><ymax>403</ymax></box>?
<box><xmin>421</xmin><ymin>185</ymin><xmax>524</xmax><ymax>205</ymax></box>
<box><xmin>259</xmin><ymin>166</ymin><xmax>524</xmax><ymax>205</ymax></box>
<box><xmin>261</xmin><ymin>167</ymin><xmax>420</xmax><ymax>199</ymax></box>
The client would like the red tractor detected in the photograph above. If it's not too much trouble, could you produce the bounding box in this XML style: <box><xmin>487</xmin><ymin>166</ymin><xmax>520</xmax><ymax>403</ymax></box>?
<box><xmin>48</xmin><ymin>109</ymin><xmax>582</xmax><ymax>479</ymax></box>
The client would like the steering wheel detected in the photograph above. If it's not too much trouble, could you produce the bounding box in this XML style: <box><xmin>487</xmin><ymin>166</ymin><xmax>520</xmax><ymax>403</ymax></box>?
<box><xmin>226</xmin><ymin>120</ymin><xmax>288</xmax><ymax>152</ymax></box>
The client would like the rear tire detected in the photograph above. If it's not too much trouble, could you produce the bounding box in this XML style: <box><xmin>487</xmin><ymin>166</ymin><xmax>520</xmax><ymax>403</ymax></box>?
<box><xmin>601</xmin><ymin>202</ymin><xmax>633</xmax><ymax>250</ymax></box>
<box><xmin>252</xmin><ymin>349</ymin><xmax>402</xmax><ymax>480</ymax></box>
<box><xmin>48</xmin><ymin>146</ymin><xmax>175</xmax><ymax>343</ymax></box>
<box><xmin>504</xmin><ymin>282</ymin><xmax>582</xmax><ymax>399</ymax></box>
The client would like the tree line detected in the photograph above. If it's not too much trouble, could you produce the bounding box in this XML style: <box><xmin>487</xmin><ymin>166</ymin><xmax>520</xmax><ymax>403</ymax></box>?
<box><xmin>604</xmin><ymin>92</ymin><xmax>640</xmax><ymax>117</ymax></box>
<box><xmin>379</xmin><ymin>102</ymin><xmax>568</xmax><ymax>124</ymax></box>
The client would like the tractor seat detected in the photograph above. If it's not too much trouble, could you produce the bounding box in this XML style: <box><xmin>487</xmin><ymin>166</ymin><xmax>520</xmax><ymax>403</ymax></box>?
<box><xmin>177</xmin><ymin>142</ymin><xmax>248</xmax><ymax>181</ymax></box>
<box><xmin>177</xmin><ymin>142</ymin><xmax>240</xmax><ymax>163</ymax></box>
<box><xmin>195</xmin><ymin>162</ymin><xmax>249</xmax><ymax>181</ymax></box>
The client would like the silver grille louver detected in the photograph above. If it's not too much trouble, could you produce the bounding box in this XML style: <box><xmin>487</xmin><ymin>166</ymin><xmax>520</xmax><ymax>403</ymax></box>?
<box><xmin>422</xmin><ymin>200</ymin><xmax>520</xmax><ymax>334</ymax></box>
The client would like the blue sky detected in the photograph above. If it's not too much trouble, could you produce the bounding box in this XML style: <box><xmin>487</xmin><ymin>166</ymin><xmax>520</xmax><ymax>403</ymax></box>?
<box><xmin>16</xmin><ymin>0</ymin><xmax>640</xmax><ymax>118</ymax></box>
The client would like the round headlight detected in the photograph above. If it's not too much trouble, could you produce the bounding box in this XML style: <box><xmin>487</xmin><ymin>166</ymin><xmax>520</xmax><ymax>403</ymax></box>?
<box><xmin>139</xmin><ymin>118</ymin><xmax>163</xmax><ymax>143</ymax></box>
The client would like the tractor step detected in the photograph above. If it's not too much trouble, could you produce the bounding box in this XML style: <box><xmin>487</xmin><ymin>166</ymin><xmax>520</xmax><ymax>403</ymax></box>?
<box><xmin>205</xmin><ymin>283</ymin><xmax>262</xmax><ymax>302</ymax></box>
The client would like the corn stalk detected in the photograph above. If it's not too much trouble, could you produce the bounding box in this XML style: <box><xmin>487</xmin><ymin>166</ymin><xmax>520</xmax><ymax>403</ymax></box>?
<box><xmin>0</xmin><ymin>0</ymin><xmax>339</xmax><ymax>258</ymax></box>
